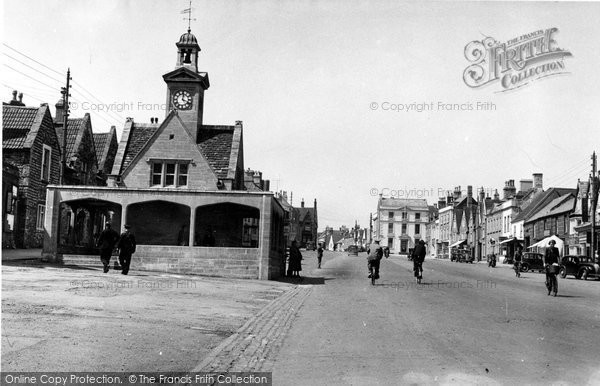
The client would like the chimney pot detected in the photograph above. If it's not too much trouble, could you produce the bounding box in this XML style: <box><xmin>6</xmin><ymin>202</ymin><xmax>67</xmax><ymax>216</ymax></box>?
<box><xmin>12</xmin><ymin>90</ymin><xmax>17</xmax><ymax>100</ymax></box>
<box><xmin>18</xmin><ymin>93</ymin><xmax>23</xmax><ymax>103</ymax></box>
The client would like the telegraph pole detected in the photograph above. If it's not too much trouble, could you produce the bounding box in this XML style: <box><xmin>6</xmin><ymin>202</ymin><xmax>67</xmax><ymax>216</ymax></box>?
<box><xmin>591</xmin><ymin>151</ymin><xmax>598</xmax><ymax>263</ymax></box>
<box><xmin>59</xmin><ymin>69</ymin><xmax>72</xmax><ymax>185</ymax></box>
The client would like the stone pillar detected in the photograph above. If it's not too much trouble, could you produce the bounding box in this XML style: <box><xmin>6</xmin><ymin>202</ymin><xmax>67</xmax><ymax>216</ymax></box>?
<box><xmin>42</xmin><ymin>187</ymin><xmax>60</xmax><ymax>261</ymax></box>
<box><xmin>189</xmin><ymin>206</ymin><xmax>196</xmax><ymax>247</ymax></box>
<box><xmin>120</xmin><ymin>204</ymin><xmax>128</xmax><ymax>233</ymax></box>
<box><xmin>258</xmin><ymin>195</ymin><xmax>272</xmax><ymax>280</ymax></box>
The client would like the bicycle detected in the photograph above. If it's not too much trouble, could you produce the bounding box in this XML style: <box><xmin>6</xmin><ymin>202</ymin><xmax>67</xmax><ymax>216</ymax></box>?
<box><xmin>368</xmin><ymin>263</ymin><xmax>380</xmax><ymax>285</ymax></box>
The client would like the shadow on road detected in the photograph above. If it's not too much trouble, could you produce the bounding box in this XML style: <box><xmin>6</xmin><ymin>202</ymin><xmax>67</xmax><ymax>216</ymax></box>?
<box><xmin>2</xmin><ymin>260</ymin><xmax>98</xmax><ymax>271</ymax></box>
<box><xmin>276</xmin><ymin>276</ymin><xmax>332</xmax><ymax>285</ymax></box>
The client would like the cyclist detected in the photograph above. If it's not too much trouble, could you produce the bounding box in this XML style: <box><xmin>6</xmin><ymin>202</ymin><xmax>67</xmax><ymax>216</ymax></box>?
<box><xmin>367</xmin><ymin>240</ymin><xmax>385</xmax><ymax>282</ymax></box>
<box><xmin>543</xmin><ymin>240</ymin><xmax>560</xmax><ymax>296</ymax></box>
<box><xmin>412</xmin><ymin>240</ymin><xmax>426</xmax><ymax>283</ymax></box>
<box><xmin>513</xmin><ymin>246</ymin><xmax>523</xmax><ymax>278</ymax></box>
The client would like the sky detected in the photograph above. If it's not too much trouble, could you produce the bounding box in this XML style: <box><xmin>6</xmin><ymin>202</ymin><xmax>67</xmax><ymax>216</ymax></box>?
<box><xmin>3</xmin><ymin>1</ymin><xmax>600</xmax><ymax>230</ymax></box>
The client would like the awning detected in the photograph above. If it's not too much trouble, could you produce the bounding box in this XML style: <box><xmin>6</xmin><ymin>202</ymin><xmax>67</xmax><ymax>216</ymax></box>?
<box><xmin>527</xmin><ymin>235</ymin><xmax>564</xmax><ymax>250</ymax></box>
<box><xmin>499</xmin><ymin>237</ymin><xmax>523</xmax><ymax>245</ymax></box>
<box><xmin>449</xmin><ymin>239</ymin><xmax>466</xmax><ymax>248</ymax></box>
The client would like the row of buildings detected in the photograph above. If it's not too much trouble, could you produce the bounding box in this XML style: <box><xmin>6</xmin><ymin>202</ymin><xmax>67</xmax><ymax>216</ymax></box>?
<box><xmin>373</xmin><ymin>172</ymin><xmax>599</xmax><ymax>261</ymax></box>
<box><xmin>3</xmin><ymin>28</ymin><xmax>317</xmax><ymax>280</ymax></box>
<box><xmin>3</xmin><ymin>90</ymin><xmax>118</xmax><ymax>249</ymax></box>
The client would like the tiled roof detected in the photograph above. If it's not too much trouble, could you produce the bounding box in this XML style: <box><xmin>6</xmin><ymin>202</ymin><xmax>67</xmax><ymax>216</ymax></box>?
<box><xmin>65</xmin><ymin>118</ymin><xmax>84</xmax><ymax>158</ymax></box>
<box><xmin>198</xmin><ymin>125</ymin><xmax>234</xmax><ymax>179</ymax></box>
<box><xmin>526</xmin><ymin>194</ymin><xmax>575</xmax><ymax>223</ymax></box>
<box><xmin>244</xmin><ymin>181</ymin><xmax>263</xmax><ymax>191</ymax></box>
<box><xmin>298</xmin><ymin>207</ymin><xmax>316</xmax><ymax>222</ymax></box>
<box><xmin>380</xmin><ymin>198</ymin><xmax>429</xmax><ymax>210</ymax></box>
<box><xmin>121</xmin><ymin>123</ymin><xmax>160</xmax><ymax>173</ymax></box>
<box><xmin>3</xmin><ymin>128</ymin><xmax>29</xmax><ymax>149</ymax></box>
<box><xmin>2</xmin><ymin>105</ymin><xmax>39</xmax><ymax>149</ymax></box>
<box><xmin>93</xmin><ymin>132</ymin><xmax>111</xmax><ymax>169</ymax></box>
<box><xmin>512</xmin><ymin>188</ymin><xmax>575</xmax><ymax>223</ymax></box>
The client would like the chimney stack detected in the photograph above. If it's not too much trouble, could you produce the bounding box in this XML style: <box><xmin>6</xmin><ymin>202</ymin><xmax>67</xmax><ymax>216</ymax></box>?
<box><xmin>519</xmin><ymin>179</ymin><xmax>533</xmax><ymax>192</ymax></box>
<box><xmin>533</xmin><ymin>173</ymin><xmax>543</xmax><ymax>190</ymax></box>
<box><xmin>493</xmin><ymin>189</ymin><xmax>500</xmax><ymax>201</ymax></box>
<box><xmin>438</xmin><ymin>198</ymin><xmax>446</xmax><ymax>209</ymax></box>
<box><xmin>503</xmin><ymin>179</ymin><xmax>516</xmax><ymax>199</ymax></box>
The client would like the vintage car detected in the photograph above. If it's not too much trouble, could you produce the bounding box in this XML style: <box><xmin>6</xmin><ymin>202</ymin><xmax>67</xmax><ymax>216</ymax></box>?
<box><xmin>520</xmin><ymin>252</ymin><xmax>545</xmax><ymax>272</ymax></box>
<box><xmin>560</xmin><ymin>255</ymin><xmax>600</xmax><ymax>280</ymax></box>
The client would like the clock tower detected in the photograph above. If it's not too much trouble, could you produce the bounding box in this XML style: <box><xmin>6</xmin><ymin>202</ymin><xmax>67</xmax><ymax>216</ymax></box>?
<box><xmin>163</xmin><ymin>29</ymin><xmax>210</xmax><ymax>140</ymax></box>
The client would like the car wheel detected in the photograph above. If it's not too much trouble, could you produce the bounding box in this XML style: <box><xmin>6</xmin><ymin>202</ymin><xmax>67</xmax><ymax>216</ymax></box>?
<box><xmin>581</xmin><ymin>269</ymin><xmax>589</xmax><ymax>280</ymax></box>
<box><xmin>521</xmin><ymin>263</ymin><xmax>529</xmax><ymax>272</ymax></box>
<box><xmin>559</xmin><ymin>267</ymin><xmax>566</xmax><ymax>279</ymax></box>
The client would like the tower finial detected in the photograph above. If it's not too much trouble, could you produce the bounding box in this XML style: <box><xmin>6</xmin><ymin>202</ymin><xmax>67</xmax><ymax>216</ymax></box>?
<box><xmin>181</xmin><ymin>0</ymin><xmax>195</xmax><ymax>33</ymax></box>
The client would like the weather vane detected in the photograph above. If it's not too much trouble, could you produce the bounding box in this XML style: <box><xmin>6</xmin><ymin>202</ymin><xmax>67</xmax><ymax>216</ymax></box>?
<box><xmin>181</xmin><ymin>0</ymin><xmax>196</xmax><ymax>33</ymax></box>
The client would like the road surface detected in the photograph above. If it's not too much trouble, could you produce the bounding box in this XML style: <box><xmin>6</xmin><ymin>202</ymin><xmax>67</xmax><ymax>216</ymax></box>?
<box><xmin>272</xmin><ymin>252</ymin><xmax>600</xmax><ymax>385</ymax></box>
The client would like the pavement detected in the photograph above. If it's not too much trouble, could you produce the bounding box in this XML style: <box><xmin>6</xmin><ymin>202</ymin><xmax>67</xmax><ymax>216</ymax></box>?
<box><xmin>1</xmin><ymin>249</ymin><xmax>329</xmax><ymax>376</ymax></box>
<box><xmin>1</xmin><ymin>248</ymin><xmax>43</xmax><ymax>261</ymax></box>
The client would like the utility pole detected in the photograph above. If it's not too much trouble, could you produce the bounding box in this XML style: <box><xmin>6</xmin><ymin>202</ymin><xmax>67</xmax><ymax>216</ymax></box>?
<box><xmin>59</xmin><ymin>68</ymin><xmax>72</xmax><ymax>185</ymax></box>
<box><xmin>591</xmin><ymin>151</ymin><xmax>598</xmax><ymax>263</ymax></box>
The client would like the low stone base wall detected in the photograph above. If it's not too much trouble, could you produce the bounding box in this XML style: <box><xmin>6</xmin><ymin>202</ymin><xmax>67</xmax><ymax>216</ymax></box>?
<box><xmin>53</xmin><ymin>245</ymin><xmax>261</xmax><ymax>280</ymax></box>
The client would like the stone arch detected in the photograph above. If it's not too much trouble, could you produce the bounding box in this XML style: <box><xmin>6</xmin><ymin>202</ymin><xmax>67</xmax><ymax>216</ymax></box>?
<box><xmin>58</xmin><ymin>198</ymin><xmax>122</xmax><ymax>254</ymax></box>
<box><xmin>194</xmin><ymin>202</ymin><xmax>260</xmax><ymax>248</ymax></box>
<box><xmin>126</xmin><ymin>200</ymin><xmax>191</xmax><ymax>245</ymax></box>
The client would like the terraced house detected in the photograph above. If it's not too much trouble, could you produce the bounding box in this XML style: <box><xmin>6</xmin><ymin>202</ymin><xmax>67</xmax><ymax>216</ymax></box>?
<box><xmin>2</xmin><ymin>91</ymin><xmax>61</xmax><ymax>248</ymax></box>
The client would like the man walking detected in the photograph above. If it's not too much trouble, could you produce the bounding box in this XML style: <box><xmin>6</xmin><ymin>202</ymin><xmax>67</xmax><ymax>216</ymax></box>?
<box><xmin>117</xmin><ymin>224</ymin><xmax>136</xmax><ymax>275</ymax></box>
<box><xmin>544</xmin><ymin>239</ymin><xmax>560</xmax><ymax>296</ymax></box>
<box><xmin>97</xmin><ymin>222</ymin><xmax>119</xmax><ymax>273</ymax></box>
<box><xmin>317</xmin><ymin>243</ymin><xmax>324</xmax><ymax>268</ymax></box>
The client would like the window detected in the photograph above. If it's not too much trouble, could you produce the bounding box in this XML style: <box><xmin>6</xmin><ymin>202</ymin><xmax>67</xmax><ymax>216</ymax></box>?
<box><xmin>415</xmin><ymin>224</ymin><xmax>421</xmax><ymax>234</ymax></box>
<box><xmin>388</xmin><ymin>211</ymin><xmax>394</xmax><ymax>219</ymax></box>
<box><xmin>402</xmin><ymin>212</ymin><xmax>407</xmax><ymax>220</ymax></box>
<box><xmin>178</xmin><ymin>163</ymin><xmax>188</xmax><ymax>186</ymax></box>
<box><xmin>36</xmin><ymin>204</ymin><xmax>45</xmax><ymax>230</ymax></box>
<box><xmin>150</xmin><ymin>161</ymin><xmax>189</xmax><ymax>187</ymax></box>
<box><xmin>415</xmin><ymin>213</ymin><xmax>421</xmax><ymax>221</ymax></box>
<box><xmin>401</xmin><ymin>223</ymin><xmax>407</xmax><ymax>234</ymax></box>
<box><xmin>388</xmin><ymin>238</ymin><xmax>393</xmax><ymax>249</ymax></box>
<box><xmin>388</xmin><ymin>223</ymin><xmax>394</xmax><ymax>233</ymax></box>
<box><xmin>41</xmin><ymin>145</ymin><xmax>51</xmax><ymax>181</ymax></box>
<box><xmin>152</xmin><ymin>163</ymin><xmax>163</xmax><ymax>185</ymax></box>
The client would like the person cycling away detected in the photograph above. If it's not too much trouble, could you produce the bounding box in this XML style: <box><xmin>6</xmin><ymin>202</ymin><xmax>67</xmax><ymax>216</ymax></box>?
<box><xmin>513</xmin><ymin>246</ymin><xmax>523</xmax><ymax>278</ymax></box>
<box><xmin>544</xmin><ymin>239</ymin><xmax>560</xmax><ymax>296</ymax></box>
<box><xmin>367</xmin><ymin>240</ymin><xmax>385</xmax><ymax>282</ymax></box>
<box><xmin>412</xmin><ymin>240</ymin><xmax>426</xmax><ymax>284</ymax></box>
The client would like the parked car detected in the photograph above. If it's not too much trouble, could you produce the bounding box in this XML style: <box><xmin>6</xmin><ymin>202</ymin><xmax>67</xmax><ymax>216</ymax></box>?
<box><xmin>560</xmin><ymin>255</ymin><xmax>600</xmax><ymax>280</ymax></box>
<box><xmin>347</xmin><ymin>245</ymin><xmax>359</xmax><ymax>256</ymax></box>
<box><xmin>520</xmin><ymin>252</ymin><xmax>545</xmax><ymax>272</ymax></box>
<box><xmin>559</xmin><ymin>255</ymin><xmax>583</xmax><ymax>279</ymax></box>
<box><xmin>457</xmin><ymin>250</ymin><xmax>474</xmax><ymax>264</ymax></box>
<box><xmin>578</xmin><ymin>257</ymin><xmax>600</xmax><ymax>280</ymax></box>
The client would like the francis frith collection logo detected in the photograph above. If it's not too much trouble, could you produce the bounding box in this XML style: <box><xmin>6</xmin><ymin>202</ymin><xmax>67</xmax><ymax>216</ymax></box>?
<box><xmin>463</xmin><ymin>28</ymin><xmax>572</xmax><ymax>92</ymax></box>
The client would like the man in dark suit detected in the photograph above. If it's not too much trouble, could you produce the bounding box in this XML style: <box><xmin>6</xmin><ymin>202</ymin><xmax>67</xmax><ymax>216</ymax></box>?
<box><xmin>117</xmin><ymin>224</ymin><xmax>136</xmax><ymax>275</ymax></box>
<box><xmin>96</xmin><ymin>222</ymin><xmax>119</xmax><ymax>273</ymax></box>
<box><xmin>544</xmin><ymin>239</ymin><xmax>560</xmax><ymax>296</ymax></box>
<box><xmin>412</xmin><ymin>240</ymin><xmax>427</xmax><ymax>284</ymax></box>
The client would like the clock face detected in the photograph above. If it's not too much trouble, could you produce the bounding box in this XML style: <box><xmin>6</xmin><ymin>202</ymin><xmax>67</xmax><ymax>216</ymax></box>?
<box><xmin>172</xmin><ymin>90</ymin><xmax>192</xmax><ymax>110</ymax></box>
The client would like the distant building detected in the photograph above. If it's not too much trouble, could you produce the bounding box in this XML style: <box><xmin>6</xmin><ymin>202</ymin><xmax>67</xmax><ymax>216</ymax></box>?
<box><xmin>374</xmin><ymin>196</ymin><xmax>430</xmax><ymax>255</ymax></box>
<box><xmin>54</xmin><ymin>101</ymin><xmax>99</xmax><ymax>186</ymax></box>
